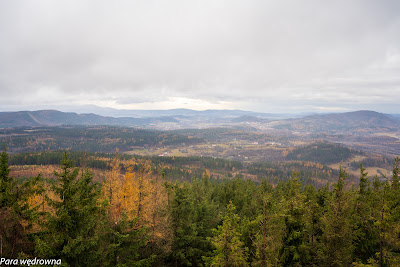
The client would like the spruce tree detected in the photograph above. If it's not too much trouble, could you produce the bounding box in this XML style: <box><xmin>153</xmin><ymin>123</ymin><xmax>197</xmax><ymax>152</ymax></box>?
<box><xmin>317</xmin><ymin>167</ymin><xmax>354</xmax><ymax>266</ymax></box>
<box><xmin>99</xmin><ymin>212</ymin><xmax>154</xmax><ymax>267</ymax></box>
<box><xmin>35</xmin><ymin>152</ymin><xmax>102</xmax><ymax>266</ymax></box>
<box><xmin>252</xmin><ymin>193</ymin><xmax>282</xmax><ymax>267</ymax></box>
<box><xmin>209</xmin><ymin>201</ymin><xmax>249</xmax><ymax>267</ymax></box>
<box><xmin>353</xmin><ymin>164</ymin><xmax>380</xmax><ymax>264</ymax></box>
<box><xmin>279</xmin><ymin>177</ymin><xmax>306</xmax><ymax>267</ymax></box>
<box><xmin>0</xmin><ymin>147</ymin><xmax>40</xmax><ymax>257</ymax></box>
<box><xmin>302</xmin><ymin>184</ymin><xmax>323</xmax><ymax>266</ymax></box>
<box><xmin>0</xmin><ymin>147</ymin><xmax>12</xmax><ymax>208</ymax></box>
<box><xmin>383</xmin><ymin>157</ymin><xmax>400</xmax><ymax>265</ymax></box>
<box><xmin>168</xmin><ymin>183</ymin><xmax>199</xmax><ymax>266</ymax></box>
<box><xmin>190</xmin><ymin>176</ymin><xmax>218</xmax><ymax>265</ymax></box>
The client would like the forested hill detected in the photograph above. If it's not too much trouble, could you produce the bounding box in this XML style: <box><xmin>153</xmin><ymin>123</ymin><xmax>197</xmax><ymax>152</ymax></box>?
<box><xmin>275</xmin><ymin>110</ymin><xmax>400</xmax><ymax>133</ymax></box>
<box><xmin>0</xmin><ymin>109</ymin><xmax>276</xmax><ymax>128</ymax></box>
<box><xmin>0</xmin><ymin>110</ymin><xmax>179</xmax><ymax>128</ymax></box>
<box><xmin>0</xmin><ymin>126</ymin><xmax>203</xmax><ymax>153</ymax></box>
<box><xmin>2</xmin><ymin>109</ymin><xmax>399</xmax><ymax>132</ymax></box>
<box><xmin>285</xmin><ymin>142</ymin><xmax>364</xmax><ymax>164</ymax></box>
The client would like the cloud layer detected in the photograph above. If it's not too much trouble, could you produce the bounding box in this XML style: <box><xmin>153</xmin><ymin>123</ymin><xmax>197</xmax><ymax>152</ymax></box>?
<box><xmin>1</xmin><ymin>0</ymin><xmax>400</xmax><ymax>112</ymax></box>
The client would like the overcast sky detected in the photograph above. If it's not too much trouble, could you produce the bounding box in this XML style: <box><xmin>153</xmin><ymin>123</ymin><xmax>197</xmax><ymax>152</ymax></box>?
<box><xmin>1</xmin><ymin>0</ymin><xmax>400</xmax><ymax>113</ymax></box>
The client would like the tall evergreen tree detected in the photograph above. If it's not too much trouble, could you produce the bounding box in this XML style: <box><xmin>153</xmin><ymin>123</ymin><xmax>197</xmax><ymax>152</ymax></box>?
<box><xmin>168</xmin><ymin>182</ymin><xmax>200</xmax><ymax>266</ymax></box>
<box><xmin>317</xmin><ymin>167</ymin><xmax>354</xmax><ymax>266</ymax></box>
<box><xmin>353</xmin><ymin>164</ymin><xmax>380</xmax><ymax>264</ymax></box>
<box><xmin>279</xmin><ymin>177</ymin><xmax>306</xmax><ymax>267</ymax></box>
<box><xmin>208</xmin><ymin>201</ymin><xmax>248</xmax><ymax>267</ymax></box>
<box><xmin>252</xmin><ymin>193</ymin><xmax>282</xmax><ymax>267</ymax></box>
<box><xmin>190</xmin><ymin>176</ymin><xmax>218</xmax><ymax>265</ymax></box>
<box><xmin>302</xmin><ymin>184</ymin><xmax>323</xmax><ymax>266</ymax></box>
<box><xmin>0</xmin><ymin>147</ymin><xmax>12</xmax><ymax>208</ymax></box>
<box><xmin>98</xmin><ymin>212</ymin><xmax>154</xmax><ymax>267</ymax></box>
<box><xmin>35</xmin><ymin>152</ymin><xmax>102</xmax><ymax>266</ymax></box>
<box><xmin>383</xmin><ymin>157</ymin><xmax>400</xmax><ymax>265</ymax></box>
<box><xmin>0</xmin><ymin>147</ymin><xmax>40</xmax><ymax>257</ymax></box>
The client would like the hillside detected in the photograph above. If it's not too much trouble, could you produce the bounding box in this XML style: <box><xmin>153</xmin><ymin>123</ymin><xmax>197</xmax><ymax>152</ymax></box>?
<box><xmin>275</xmin><ymin>110</ymin><xmax>400</xmax><ymax>133</ymax></box>
<box><xmin>0</xmin><ymin>126</ymin><xmax>203</xmax><ymax>153</ymax></box>
<box><xmin>285</xmin><ymin>142</ymin><xmax>364</xmax><ymax>164</ymax></box>
<box><xmin>231</xmin><ymin>115</ymin><xmax>270</xmax><ymax>123</ymax></box>
<box><xmin>2</xmin><ymin>109</ymin><xmax>398</xmax><ymax>133</ymax></box>
<box><xmin>0</xmin><ymin>110</ymin><xmax>178</xmax><ymax>128</ymax></box>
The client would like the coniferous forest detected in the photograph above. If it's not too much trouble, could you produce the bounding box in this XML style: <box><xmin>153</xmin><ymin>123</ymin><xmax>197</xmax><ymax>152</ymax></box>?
<box><xmin>1</xmin><ymin>147</ymin><xmax>400</xmax><ymax>267</ymax></box>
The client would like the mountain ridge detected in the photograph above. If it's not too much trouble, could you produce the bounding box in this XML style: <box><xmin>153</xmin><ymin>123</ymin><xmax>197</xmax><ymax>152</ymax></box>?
<box><xmin>0</xmin><ymin>109</ymin><xmax>399</xmax><ymax>130</ymax></box>
<box><xmin>274</xmin><ymin>110</ymin><xmax>400</xmax><ymax>133</ymax></box>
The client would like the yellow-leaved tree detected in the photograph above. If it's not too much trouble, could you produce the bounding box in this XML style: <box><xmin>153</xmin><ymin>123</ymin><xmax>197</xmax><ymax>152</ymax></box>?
<box><xmin>102</xmin><ymin>151</ymin><xmax>123</xmax><ymax>223</ymax></box>
<box><xmin>121</xmin><ymin>159</ymin><xmax>172</xmax><ymax>253</ymax></box>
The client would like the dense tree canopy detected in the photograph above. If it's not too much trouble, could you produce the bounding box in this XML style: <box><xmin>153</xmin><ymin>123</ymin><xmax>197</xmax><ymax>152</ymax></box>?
<box><xmin>1</xmin><ymin>148</ymin><xmax>400</xmax><ymax>266</ymax></box>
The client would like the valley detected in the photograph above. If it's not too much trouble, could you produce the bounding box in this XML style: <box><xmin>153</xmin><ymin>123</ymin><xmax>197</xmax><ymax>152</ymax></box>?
<box><xmin>1</xmin><ymin>109</ymin><xmax>399</xmax><ymax>189</ymax></box>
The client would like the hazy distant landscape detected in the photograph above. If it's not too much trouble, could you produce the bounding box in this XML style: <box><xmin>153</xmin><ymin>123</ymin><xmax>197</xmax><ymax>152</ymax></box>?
<box><xmin>2</xmin><ymin>108</ymin><xmax>399</xmax><ymax>185</ymax></box>
<box><xmin>2</xmin><ymin>108</ymin><xmax>399</xmax><ymax>157</ymax></box>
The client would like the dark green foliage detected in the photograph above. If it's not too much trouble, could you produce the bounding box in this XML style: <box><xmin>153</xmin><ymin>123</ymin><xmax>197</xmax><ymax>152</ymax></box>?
<box><xmin>169</xmin><ymin>183</ymin><xmax>197</xmax><ymax>266</ymax></box>
<box><xmin>247</xmin><ymin>161</ymin><xmax>339</xmax><ymax>186</ymax></box>
<box><xmin>317</xmin><ymin>167</ymin><xmax>354</xmax><ymax>266</ymax></box>
<box><xmin>383</xmin><ymin>157</ymin><xmax>400</xmax><ymax>265</ymax></box>
<box><xmin>350</xmin><ymin>156</ymin><xmax>394</xmax><ymax>170</ymax></box>
<box><xmin>167</xmin><ymin>181</ymin><xmax>216</xmax><ymax>267</ymax></box>
<box><xmin>35</xmin><ymin>152</ymin><xmax>102</xmax><ymax>266</ymax></box>
<box><xmin>99</xmin><ymin>213</ymin><xmax>154</xmax><ymax>267</ymax></box>
<box><xmin>279</xmin><ymin>177</ymin><xmax>306</xmax><ymax>266</ymax></box>
<box><xmin>352</xmin><ymin>165</ymin><xmax>380</xmax><ymax>264</ymax></box>
<box><xmin>302</xmin><ymin>185</ymin><xmax>323</xmax><ymax>266</ymax></box>
<box><xmin>0</xmin><ymin>147</ymin><xmax>41</xmax><ymax>258</ymax></box>
<box><xmin>10</xmin><ymin>151</ymin><xmax>109</xmax><ymax>169</ymax></box>
<box><xmin>250</xmin><ymin>187</ymin><xmax>282</xmax><ymax>267</ymax></box>
<box><xmin>208</xmin><ymin>201</ymin><xmax>249</xmax><ymax>267</ymax></box>
<box><xmin>286</xmin><ymin>142</ymin><xmax>363</xmax><ymax>164</ymax></box>
<box><xmin>0</xmin><ymin>147</ymin><xmax>12</xmax><ymax>208</ymax></box>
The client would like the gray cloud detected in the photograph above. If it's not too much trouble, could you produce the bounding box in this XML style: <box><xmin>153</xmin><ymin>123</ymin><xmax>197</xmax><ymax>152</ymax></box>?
<box><xmin>0</xmin><ymin>0</ymin><xmax>400</xmax><ymax>113</ymax></box>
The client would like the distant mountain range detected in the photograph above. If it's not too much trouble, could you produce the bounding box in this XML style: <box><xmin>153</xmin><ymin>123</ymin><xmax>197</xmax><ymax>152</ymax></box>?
<box><xmin>230</xmin><ymin>115</ymin><xmax>270</xmax><ymax>123</ymax></box>
<box><xmin>274</xmin><ymin>110</ymin><xmax>400</xmax><ymax>133</ymax></box>
<box><xmin>14</xmin><ymin>105</ymin><xmax>294</xmax><ymax>119</ymax></box>
<box><xmin>0</xmin><ymin>110</ymin><xmax>178</xmax><ymax>128</ymax></box>
<box><xmin>0</xmin><ymin>109</ymin><xmax>399</xmax><ymax>132</ymax></box>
